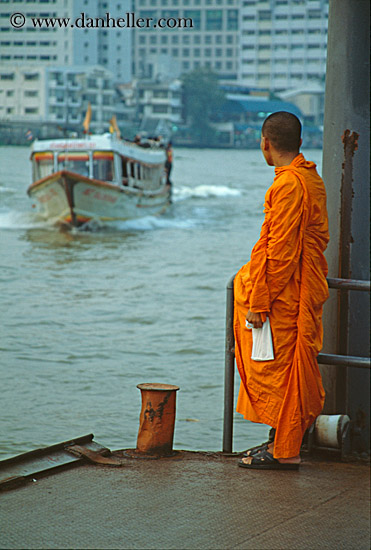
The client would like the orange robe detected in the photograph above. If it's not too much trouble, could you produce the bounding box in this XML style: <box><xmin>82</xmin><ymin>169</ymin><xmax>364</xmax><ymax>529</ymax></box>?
<box><xmin>234</xmin><ymin>153</ymin><xmax>329</xmax><ymax>458</ymax></box>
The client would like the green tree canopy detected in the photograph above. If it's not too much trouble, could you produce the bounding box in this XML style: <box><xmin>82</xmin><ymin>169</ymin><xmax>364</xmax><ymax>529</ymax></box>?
<box><xmin>182</xmin><ymin>67</ymin><xmax>225</xmax><ymax>146</ymax></box>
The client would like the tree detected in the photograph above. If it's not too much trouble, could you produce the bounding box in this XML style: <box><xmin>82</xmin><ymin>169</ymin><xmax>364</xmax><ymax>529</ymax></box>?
<box><xmin>182</xmin><ymin>67</ymin><xmax>225</xmax><ymax>146</ymax></box>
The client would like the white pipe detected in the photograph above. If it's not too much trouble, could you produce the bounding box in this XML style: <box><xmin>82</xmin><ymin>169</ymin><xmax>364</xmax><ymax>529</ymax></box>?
<box><xmin>315</xmin><ymin>414</ymin><xmax>350</xmax><ymax>449</ymax></box>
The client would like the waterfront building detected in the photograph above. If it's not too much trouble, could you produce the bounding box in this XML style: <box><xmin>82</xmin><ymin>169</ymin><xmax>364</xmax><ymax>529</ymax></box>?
<box><xmin>116</xmin><ymin>78</ymin><xmax>182</xmax><ymax>140</ymax></box>
<box><xmin>239</xmin><ymin>0</ymin><xmax>328</xmax><ymax>122</ymax></box>
<box><xmin>132</xmin><ymin>0</ymin><xmax>240</xmax><ymax>81</ymax></box>
<box><xmin>46</xmin><ymin>65</ymin><xmax>115</xmax><ymax>133</ymax></box>
<box><xmin>0</xmin><ymin>63</ymin><xmax>115</xmax><ymax>140</ymax></box>
<box><xmin>0</xmin><ymin>0</ymin><xmax>132</xmax><ymax>83</ymax></box>
<box><xmin>0</xmin><ymin>65</ymin><xmax>47</xmax><ymax>123</ymax></box>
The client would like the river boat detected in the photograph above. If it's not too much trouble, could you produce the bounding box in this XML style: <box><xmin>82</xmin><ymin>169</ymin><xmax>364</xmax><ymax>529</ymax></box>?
<box><xmin>27</xmin><ymin>133</ymin><xmax>170</xmax><ymax>227</ymax></box>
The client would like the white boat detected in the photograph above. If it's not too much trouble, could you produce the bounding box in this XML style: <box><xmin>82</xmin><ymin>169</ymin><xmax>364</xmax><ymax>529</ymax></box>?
<box><xmin>27</xmin><ymin>133</ymin><xmax>171</xmax><ymax>228</ymax></box>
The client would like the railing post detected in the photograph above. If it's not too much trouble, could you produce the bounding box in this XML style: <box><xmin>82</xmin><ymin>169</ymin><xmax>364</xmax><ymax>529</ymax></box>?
<box><xmin>223</xmin><ymin>275</ymin><xmax>236</xmax><ymax>453</ymax></box>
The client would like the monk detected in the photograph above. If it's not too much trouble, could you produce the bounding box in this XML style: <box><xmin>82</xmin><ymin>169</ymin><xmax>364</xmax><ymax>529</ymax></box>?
<box><xmin>234</xmin><ymin>111</ymin><xmax>329</xmax><ymax>470</ymax></box>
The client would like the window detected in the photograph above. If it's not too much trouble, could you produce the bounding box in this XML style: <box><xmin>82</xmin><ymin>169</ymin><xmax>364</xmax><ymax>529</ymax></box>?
<box><xmin>184</xmin><ymin>10</ymin><xmax>201</xmax><ymax>30</ymax></box>
<box><xmin>153</xmin><ymin>105</ymin><xmax>168</xmax><ymax>113</ymax></box>
<box><xmin>33</xmin><ymin>152</ymin><xmax>54</xmax><ymax>180</ymax></box>
<box><xmin>0</xmin><ymin>73</ymin><xmax>14</xmax><ymax>80</ymax></box>
<box><xmin>24</xmin><ymin>90</ymin><xmax>38</xmax><ymax>97</ymax></box>
<box><xmin>206</xmin><ymin>10</ymin><xmax>223</xmax><ymax>30</ymax></box>
<box><xmin>161</xmin><ymin>10</ymin><xmax>179</xmax><ymax>19</ymax></box>
<box><xmin>58</xmin><ymin>151</ymin><xmax>89</xmax><ymax>177</ymax></box>
<box><xmin>25</xmin><ymin>107</ymin><xmax>39</xmax><ymax>114</ymax></box>
<box><xmin>153</xmin><ymin>90</ymin><xmax>168</xmax><ymax>98</ymax></box>
<box><xmin>87</xmin><ymin>91</ymin><xmax>98</xmax><ymax>103</ymax></box>
<box><xmin>227</xmin><ymin>9</ymin><xmax>238</xmax><ymax>30</ymax></box>
<box><xmin>258</xmin><ymin>10</ymin><xmax>271</xmax><ymax>20</ymax></box>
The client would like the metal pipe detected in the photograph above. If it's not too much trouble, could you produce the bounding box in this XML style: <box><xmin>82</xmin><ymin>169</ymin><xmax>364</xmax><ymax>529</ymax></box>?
<box><xmin>222</xmin><ymin>275</ymin><xmax>235</xmax><ymax>453</ymax></box>
<box><xmin>327</xmin><ymin>278</ymin><xmax>371</xmax><ymax>292</ymax></box>
<box><xmin>317</xmin><ymin>353</ymin><xmax>370</xmax><ymax>369</ymax></box>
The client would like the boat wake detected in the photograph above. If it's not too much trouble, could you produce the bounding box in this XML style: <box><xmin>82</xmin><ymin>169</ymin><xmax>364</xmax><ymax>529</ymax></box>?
<box><xmin>82</xmin><ymin>215</ymin><xmax>199</xmax><ymax>233</ymax></box>
<box><xmin>0</xmin><ymin>183</ymin><xmax>240</xmax><ymax>233</ymax></box>
<box><xmin>173</xmin><ymin>184</ymin><xmax>241</xmax><ymax>201</ymax></box>
<box><xmin>0</xmin><ymin>209</ymin><xmax>51</xmax><ymax>230</ymax></box>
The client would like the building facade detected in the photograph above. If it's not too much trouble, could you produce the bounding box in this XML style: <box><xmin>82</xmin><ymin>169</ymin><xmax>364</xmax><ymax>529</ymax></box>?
<box><xmin>0</xmin><ymin>65</ymin><xmax>47</xmax><ymax>123</ymax></box>
<box><xmin>239</xmin><ymin>0</ymin><xmax>328</xmax><ymax>92</ymax></box>
<box><xmin>132</xmin><ymin>0</ymin><xmax>240</xmax><ymax>81</ymax></box>
<box><xmin>0</xmin><ymin>63</ymin><xmax>115</xmax><ymax>135</ymax></box>
<box><xmin>0</xmin><ymin>0</ymin><xmax>132</xmax><ymax>83</ymax></box>
<box><xmin>46</xmin><ymin>65</ymin><xmax>115</xmax><ymax>133</ymax></box>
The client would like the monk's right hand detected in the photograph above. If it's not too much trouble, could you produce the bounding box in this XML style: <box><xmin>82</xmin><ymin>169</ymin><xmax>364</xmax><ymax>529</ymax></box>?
<box><xmin>246</xmin><ymin>310</ymin><xmax>263</xmax><ymax>329</ymax></box>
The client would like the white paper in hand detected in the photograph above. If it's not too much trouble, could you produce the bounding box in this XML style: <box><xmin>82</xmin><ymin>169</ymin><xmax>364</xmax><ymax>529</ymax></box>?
<box><xmin>251</xmin><ymin>317</ymin><xmax>274</xmax><ymax>361</ymax></box>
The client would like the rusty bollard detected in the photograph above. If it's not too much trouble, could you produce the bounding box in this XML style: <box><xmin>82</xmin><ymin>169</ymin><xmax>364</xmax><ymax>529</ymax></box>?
<box><xmin>136</xmin><ymin>383</ymin><xmax>180</xmax><ymax>457</ymax></box>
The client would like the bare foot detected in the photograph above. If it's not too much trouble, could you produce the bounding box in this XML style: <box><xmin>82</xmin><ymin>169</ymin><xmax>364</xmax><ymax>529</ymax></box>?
<box><xmin>240</xmin><ymin>456</ymin><xmax>253</xmax><ymax>465</ymax></box>
<box><xmin>268</xmin><ymin>442</ymin><xmax>301</xmax><ymax>464</ymax></box>
<box><xmin>277</xmin><ymin>455</ymin><xmax>301</xmax><ymax>464</ymax></box>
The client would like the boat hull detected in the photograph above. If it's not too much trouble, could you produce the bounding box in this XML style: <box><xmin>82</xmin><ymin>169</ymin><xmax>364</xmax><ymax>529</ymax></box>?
<box><xmin>27</xmin><ymin>170</ymin><xmax>170</xmax><ymax>227</ymax></box>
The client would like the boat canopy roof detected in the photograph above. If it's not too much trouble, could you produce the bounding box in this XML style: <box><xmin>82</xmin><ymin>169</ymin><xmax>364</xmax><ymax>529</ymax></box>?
<box><xmin>31</xmin><ymin>134</ymin><xmax>165</xmax><ymax>166</ymax></box>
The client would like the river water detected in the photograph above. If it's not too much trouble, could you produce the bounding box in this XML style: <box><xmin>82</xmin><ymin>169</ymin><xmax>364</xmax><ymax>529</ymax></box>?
<box><xmin>0</xmin><ymin>145</ymin><xmax>322</xmax><ymax>459</ymax></box>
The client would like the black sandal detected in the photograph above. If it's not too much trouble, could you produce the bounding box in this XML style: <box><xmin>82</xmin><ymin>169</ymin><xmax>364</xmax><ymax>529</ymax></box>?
<box><xmin>238</xmin><ymin>449</ymin><xmax>300</xmax><ymax>470</ymax></box>
<box><xmin>241</xmin><ymin>441</ymin><xmax>270</xmax><ymax>458</ymax></box>
<box><xmin>242</xmin><ymin>428</ymin><xmax>276</xmax><ymax>458</ymax></box>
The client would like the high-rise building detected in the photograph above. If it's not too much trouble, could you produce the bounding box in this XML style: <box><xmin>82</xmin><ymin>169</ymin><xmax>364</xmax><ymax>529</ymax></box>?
<box><xmin>0</xmin><ymin>63</ymin><xmax>115</xmax><ymax>133</ymax></box>
<box><xmin>0</xmin><ymin>0</ymin><xmax>132</xmax><ymax>83</ymax></box>
<box><xmin>132</xmin><ymin>0</ymin><xmax>240</xmax><ymax>80</ymax></box>
<box><xmin>239</xmin><ymin>0</ymin><xmax>328</xmax><ymax>92</ymax></box>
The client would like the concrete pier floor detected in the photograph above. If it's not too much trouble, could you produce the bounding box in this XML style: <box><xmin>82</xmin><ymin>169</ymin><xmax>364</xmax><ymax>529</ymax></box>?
<box><xmin>0</xmin><ymin>451</ymin><xmax>369</xmax><ymax>550</ymax></box>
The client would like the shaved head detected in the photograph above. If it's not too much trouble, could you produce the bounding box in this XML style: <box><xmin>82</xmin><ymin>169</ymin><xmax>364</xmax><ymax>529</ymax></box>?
<box><xmin>262</xmin><ymin>112</ymin><xmax>302</xmax><ymax>153</ymax></box>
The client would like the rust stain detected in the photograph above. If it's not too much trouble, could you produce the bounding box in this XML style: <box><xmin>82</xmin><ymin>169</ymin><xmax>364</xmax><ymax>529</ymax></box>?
<box><xmin>144</xmin><ymin>391</ymin><xmax>172</xmax><ymax>422</ymax></box>
<box><xmin>339</xmin><ymin>129</ymin><xmax>359</xmax><ymax>281</ymax></box>
<box><xmin>336</xmin><ymin>129</ymin><xmax>360</xmax><ymax>410</ymax></box>
<box><xmin>341</xmin><ymin>129</ymin><xmax>359</xmax><ymax>155</ymax></box>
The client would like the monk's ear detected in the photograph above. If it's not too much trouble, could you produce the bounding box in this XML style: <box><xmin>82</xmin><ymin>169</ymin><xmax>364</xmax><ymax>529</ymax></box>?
<box><xmin>300</xmin><ymin>138</ymin><xmax>303</xmax><ymax>148</ymax></box>
<box><xmin>261</xmin><ymin>136</ymin><xmax>269</xmax><ymax>151</ymax></box>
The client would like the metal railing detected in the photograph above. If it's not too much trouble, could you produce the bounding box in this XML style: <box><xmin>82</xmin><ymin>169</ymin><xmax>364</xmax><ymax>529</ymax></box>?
<box><xmin>222</xmin><ymin>276</ymin><xmax>371</xmax><ymax>453</ymax></box>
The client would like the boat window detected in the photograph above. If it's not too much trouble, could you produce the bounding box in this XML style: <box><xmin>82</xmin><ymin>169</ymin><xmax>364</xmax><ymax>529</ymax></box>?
<box><xmin>92</xmin><ymin>151</ymin><xmax>114</xmax><ymax>181</ymax></box>
<box><xmin>58</xmin><ymin>152</ymin><xmax>90</xmax><ymax>177</ymax></box>
<box><xmin>142</xmin><ymin>165</ymin><xmax>152</xmax><ymax>181</ymax></box>
<box><xmin>122</xmin><ymin>158</ymin><xmax>128</xmax><ymax>178</ymax></box>
<box><xmin>33</xmin><ymin>152</ymin><xmax>54</xmax><ymax>180</ymax></box>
